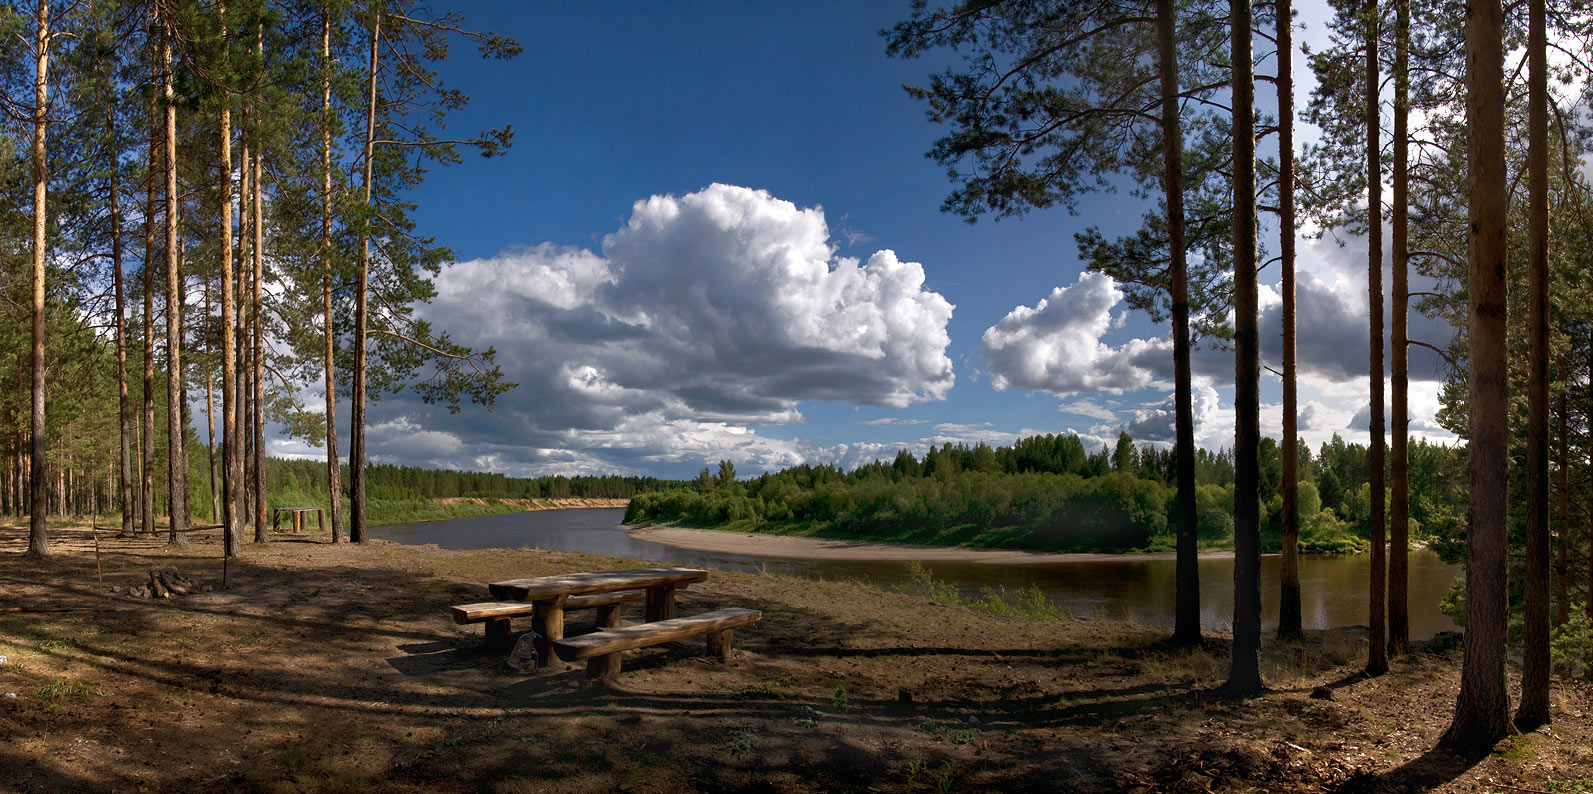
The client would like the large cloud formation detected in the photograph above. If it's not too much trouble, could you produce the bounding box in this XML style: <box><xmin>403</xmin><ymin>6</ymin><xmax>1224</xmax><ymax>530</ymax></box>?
<box><xmin>362</xmin><ymin>184</ymin><xmax>956</xmax><ymax>474</ymax></box>
<box><xmin>981</xmin><ymin>272</ymin><xmax>1171</xmax><ymax>396</ymax></box>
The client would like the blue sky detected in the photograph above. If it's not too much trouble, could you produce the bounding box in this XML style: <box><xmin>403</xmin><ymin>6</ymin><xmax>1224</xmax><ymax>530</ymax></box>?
<box><xmin>267</xmin><ymin>1</ymin><xmax>1460</xmax><ymax>479</ymax></box>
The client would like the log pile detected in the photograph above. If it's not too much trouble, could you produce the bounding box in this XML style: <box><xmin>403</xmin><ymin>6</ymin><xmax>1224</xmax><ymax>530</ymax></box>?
<box><xmin>109</xmin><ymin>567</ymin><xmax>216</xmax><ymax>599</ymax></box>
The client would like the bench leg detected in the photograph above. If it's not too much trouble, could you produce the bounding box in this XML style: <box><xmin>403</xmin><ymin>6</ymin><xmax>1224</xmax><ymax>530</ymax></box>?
<box><xmin>586</xmin><ymin>653</ymin><xmax>621</xmax><ymax>680</ymax></box>
<box><xmin>707</xmin><ymin>629</ymin><xmax>734</xmax><ymax>661</ymax></box>
<box><xmin>645</xmin><ymin>584</ymin><xmax>677</xmax><ymax>622</ymax></box>
<box><xmin>485</xmin><ymin>618</ymin><xmax>512</xmax><ymax>648</ymax></box>
<box><xmin>596</xmin><ymin>604</ymin><xmax>621</xmax><ymax>629</ymax></box>
<box><xmin>533</xmin><ymin>602</ymin><xmax>565</xmax><ymax>671</ymax></box>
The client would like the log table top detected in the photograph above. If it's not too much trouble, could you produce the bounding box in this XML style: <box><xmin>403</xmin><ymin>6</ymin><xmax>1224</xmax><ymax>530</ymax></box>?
<box><xmin>488</xmin><ymin>567</ymin><xmax>708</xmax><ymax>602</ymax></box>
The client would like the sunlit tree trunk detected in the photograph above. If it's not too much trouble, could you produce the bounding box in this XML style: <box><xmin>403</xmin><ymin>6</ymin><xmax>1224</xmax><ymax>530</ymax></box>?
<box><xmin>162</xmin><ymin>14</ymin><xmax>189</xmax><ymax>547</ymax></box>
<box><xmin>322</xmin><ymin>4</ymin><xmax>343</xmax><ymax>543</ymax></box>
<box><xmin>27</xmin><ymin>0</ymin><xmax>50</xmax><ymax>556</ymax></box>
<box><xmin>1388</xmin><ymin>0</ymin><xmax>1411</xmax><ymax>660</ymax></box>
<box><xmin>142</xmin><ymin>22</ymin><xmax>158</xmax><ymax>538</ymax></box>
<box><xmin>1224</xmin><ymin>0</ymin><xmax>1263</xmax><ymax>696</ymax></box>
<box><xmin>1441</xmin><ymin>0</ymin><xmax>1514</xmax><ymax>753</ymax></box>
<box><xmin>350</xmin><ymin>8</ymin><xmax>381</xmax><ymax>544</ymax></box>
<box><xmin>1276</xmin><ymin>0</ymin><xmax>1302</xmax><ymax>643</ymax></box>
<box><xmin>217</xmin><ymin>1</ymin><xmax>241</xmax><ymax>557</ymax></box>
<box><xmin>204</xmin><ymin>279</ymin><xmax>220</xmax><ymax>526</ymax></box>
<box><xmin>252</xmin><ymin>46</ymin><xmax>268</xmax><ymax>544</ymax></box>
<box><xmin>237</xmin><ymin>117</ymin><xmax>252</xmax><ymax>537</ymax></box>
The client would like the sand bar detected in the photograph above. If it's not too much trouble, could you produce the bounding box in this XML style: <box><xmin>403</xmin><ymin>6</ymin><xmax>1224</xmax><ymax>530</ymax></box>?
<box><xmin>628</xmin><ymin>525</ymin><xmax>1237</xmax><ymax>564</ymax></box>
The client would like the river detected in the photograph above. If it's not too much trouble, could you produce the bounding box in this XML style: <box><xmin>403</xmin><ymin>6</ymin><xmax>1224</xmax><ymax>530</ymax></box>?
<box><xmin>372</xmin><ymin>507</ymin><xmax>1464</xmax><ymax>640</ymax></box>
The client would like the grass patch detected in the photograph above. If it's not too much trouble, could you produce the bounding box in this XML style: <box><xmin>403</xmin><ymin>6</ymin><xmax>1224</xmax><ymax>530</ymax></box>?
<box><xmin>892</xmin><ymin>561</ymin><xmax>1065</xmax><ymax>621</ymax></box>
<box><xmin>34</xmin><ymin>675</ymin><xmax>105</xmax><ymax>700</ymax></box>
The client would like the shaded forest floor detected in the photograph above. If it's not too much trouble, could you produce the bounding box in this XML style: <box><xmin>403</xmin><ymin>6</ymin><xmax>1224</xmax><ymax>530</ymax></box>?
<box><xmin>0</xmin><ymin>521</ymin><xmax>1588</xmax><ymax>793</ymax></box>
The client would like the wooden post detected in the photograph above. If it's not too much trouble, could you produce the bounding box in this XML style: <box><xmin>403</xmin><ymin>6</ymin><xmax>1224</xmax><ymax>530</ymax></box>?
<box><xmin>533</xmin><ymin>596</ymin><xmax>567</xmax><ymax>670</ymax></box>
<box><xmin>707</xmin><ymin>629</ymin><xmax>734</xmax><ymax>661</ymax></box>
<box><xmin>270</xmin><ymin>507</ymin><xmax>280</xmax><ymax>533</ymax></box>
<box><xmin>596</xmin><ymin>604</ymin><xmax>621</xmax><ymax>629</ymax></box>
<box><xmin>587</xmin><ymin>653</ymin><xmax>620</xmax><ymax>680</ymax></box>
<box><xmin>646</xmin><ymin>584</ymin><xmax>677</xmax><ymax>622</ymax></box>
<box><xmin>485</xmin><ymin>618</ymin><xmax>511</xmax><ymax>648</ymax></box>
<box><xmin>316</xmin><ymin>508</ymin><xmax>326</xmax><ymax>536</ymax></box>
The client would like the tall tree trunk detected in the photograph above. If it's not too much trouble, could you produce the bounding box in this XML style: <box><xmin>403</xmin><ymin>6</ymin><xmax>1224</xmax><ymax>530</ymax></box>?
<box><xmin>219</xmin><ymin>1</ymin><xmax>241</xmax><ymax>558</ymax></box>
<box><xmin>162</xmin><ymin>15</ymin><xmax>188</xmax><ymax>547</ymax></box>
<box><xmin>252</xmin><ymin>25</ymin><xmax>268</xmax><ymax>543</ymax></box>
<box><xmin>142</xmin><ymin>23</ymin><xmax>158</xmax><ymax>538</ymax></box>
<box><xmin>1440</xmin><ymin>0</ymin><xmax>1514</xmax><ymax>753</ymax></box>
<box><xmin>1224</xmin><ymin>0</ymin><xmax>1263</xmax><ymax>697</ymax></box>
<box><xmin>1276</xmin><ymin>0</ymin><xmax>1302</xmax><ymax>643</ymax></box>
<box><xmin>1561</xmin><ymin>360</ymin><xmax>1573</xmax><ymax>624</ymax></box>
<box><xmin>27</xmin><ymin>0</ymin><xmax>50</xmax><ymax>556</ymax></box>
<box><xmin>1160</xmin><ymin>0</ymin><xmax>1200</xmax><ymax>647</ymax></box>
<box><xmin>322</xmin><ymin>4</ymin><xmax>343</xmax><ymax>543</ymax></box>
<box><xmin>204</xmin><ymin>279</ymin><xmax>220</xmax><ymax>525</ymax></box>
<box><xmin>1516</xmin><ymin>0</ymin><xmax>1551</xmax><ymax>731</ymax></box>
<box><xmin>238</xmin><ymin>109</ymin><xmax>253</xmax><ymax>537</ymax></box>
<box><xmin>1554</xmin><ymin>356</ymin><xmax>1569</xmax><ymax>627</ymax></box>
<box><xmin>112</xmin><ymin>104</ymin><xmax>133</xmax><ymax>539</ymax></box>
<box><xmin>1364</xmin><ymin>0</ymin><xmax>1388</xmax><ymax>677</ymax></box>
<box><xmin>1389</xmin><ymin>0</ymin><xmax>1411</xmax><ymax>660</ymax></box>
<box><xmin>350</xmin><ymin>9</ymin><xmax>381</xmax><ymax>544</ymax></box>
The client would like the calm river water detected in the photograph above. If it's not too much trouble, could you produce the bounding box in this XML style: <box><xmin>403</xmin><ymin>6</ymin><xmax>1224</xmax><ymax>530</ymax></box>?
<box><xmin>373</xmin><ymin>508</ymin><xmax>1464</xmax><ymax>640</ymax></box>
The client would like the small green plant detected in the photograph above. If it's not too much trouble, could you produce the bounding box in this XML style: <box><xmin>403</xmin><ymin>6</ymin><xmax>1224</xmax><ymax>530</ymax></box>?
<box><xmin>34</xmin><ymin>676</ymin><xmax>104</xmax><ymax>700</ymax></box>
<box><xmin>1548</xmin><ymin>780</ymin><xmax>1593</xmax><ymax>793</ymax></box>
<box><xmin>832</xmin><ymin>684</ymin><xmax>851</xmax><ymax>712</ymax></box>
<box><xmin>717</xmin><ymin>727</ymin><xmax>756</xmax><ymax>754</ymax></box>
<box><xmin>902</xmin><ymin>759</ymin><xmax>926</xmax><ymax>789</ymax></box>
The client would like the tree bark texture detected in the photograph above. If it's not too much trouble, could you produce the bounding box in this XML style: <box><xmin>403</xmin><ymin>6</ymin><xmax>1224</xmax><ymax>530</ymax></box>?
<box><xmin>1364</xmin><ymin>0</ymin><xmax>1387</xmax><ymax>677</ymax></box>
<box><xmin>162</xmin><ymin>17</ymin><xmax>188</xmax><ymax>546</ymax></box>
<box><xmin>1516</xmin><ymin>0</ymin><xmax>1551</xmax><ymax>730</ymax></box>
<box><xmin>322</xmin><ymin>5</ymin><xmax>343</xmax><ymax>543</ymax></box>
<box><xmin>1225</xmin><ymin>0</ymin><xmax>1263</xmax><ymax>696</ymax></box>
<box><xmin>1441</xmin><ymin>0</ymin><xmax>1515</xmax><ymax>754</ymax></box>
<box><xmin>350</xmin><ymin>10</ymin><xmax>380</xmax><ymax>544</ymax></box>
<box><xmin>1159</xmin><ymin>0</ymin><xmax>1201</xmax><ymax>648</ymax></box>
<box><xmin>1389</xmin><ymin>0</ymin><xmax>1411</xmax><ymax>659</ymax></box>
<box><xmin>27</xmin><ymin>0</ymin><xmax>50</xmax><ymax>556</ymax></box>
<box><xmin>1277</xmin><ymin>0</ymin><xmax>1301</xmax><ymax>642</ymax></box>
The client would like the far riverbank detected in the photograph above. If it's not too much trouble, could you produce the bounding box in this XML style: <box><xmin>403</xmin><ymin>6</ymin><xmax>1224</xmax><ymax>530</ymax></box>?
<box><xmin>628</xmin><ymin>524</ymin><xmax>1243</xmax><ymax>564</ymax></box>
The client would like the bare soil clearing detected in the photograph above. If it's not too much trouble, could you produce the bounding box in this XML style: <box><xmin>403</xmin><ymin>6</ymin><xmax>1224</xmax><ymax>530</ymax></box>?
<box><xmin>1</xmin><ymin>521</ymin><xmax>1588</xmax><ymax>793</ymax></box>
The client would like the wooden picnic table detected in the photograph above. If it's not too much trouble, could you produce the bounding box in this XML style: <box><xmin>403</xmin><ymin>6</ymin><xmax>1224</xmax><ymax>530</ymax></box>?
<box><xmin>487</xmin><ymin>567</ymin><xmax>708</xmax><ymax>670</ymax></box>
<box><xmin>271</xmin><ymin>506</ymin><xmax>326</xmax><ymax>535</ymax></box>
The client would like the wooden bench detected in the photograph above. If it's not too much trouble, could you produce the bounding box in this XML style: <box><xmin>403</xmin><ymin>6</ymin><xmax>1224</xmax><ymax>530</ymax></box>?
<box><xmin>552</xmin><ymin>606</ymin><xmax>761</xmax><ymax>679</ymax></box>
<box><xmin>451</xmin><ymin>590</ymin><xmax>643</xmax><ymax>646</ymax></box>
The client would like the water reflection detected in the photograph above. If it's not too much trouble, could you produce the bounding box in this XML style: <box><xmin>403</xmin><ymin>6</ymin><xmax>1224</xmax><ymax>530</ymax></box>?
<box><xmin>374</xmin><ymin>508</ymin><xmax>1463</xmax><ymax>640</ymax></box>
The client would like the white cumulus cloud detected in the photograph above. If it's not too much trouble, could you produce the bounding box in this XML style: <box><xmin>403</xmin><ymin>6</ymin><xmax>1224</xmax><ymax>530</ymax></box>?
<box><xmin>981</xmin><ymin>272</ymin><xmax>1171</xmax><ymax>397</ymax></box>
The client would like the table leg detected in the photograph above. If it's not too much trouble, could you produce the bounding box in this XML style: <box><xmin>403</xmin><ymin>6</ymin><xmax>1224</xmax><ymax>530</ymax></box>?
<box><xmin>645</xmin><ymin>584</ymin><xmax>677</xmax><ymax>622</ymax></box>
<box><xmin>271</xmin><ymin>509</ymin><xmax>281</xmax><ymax>532</ymax></box>
<box><xmin>532</xmin><ymin>597</ymin><xmax>567</xmax><ymax>670</ymax></box>
<box><xmin>293</xmin><ymin>512</ymin><xmax>302</xmax><ymax>534</ymax></box>
<box><xmin>317</xmin><ymin>509</ymin><xmax>326</xmax><ymax>535</ymax></box>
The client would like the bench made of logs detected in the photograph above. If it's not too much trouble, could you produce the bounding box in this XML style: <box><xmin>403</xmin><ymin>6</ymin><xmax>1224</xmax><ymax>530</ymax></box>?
<box><xmin>451</xmin><ymin>590</ymin><xmax>644</xmax><ymax>646</ymax></box>
<box><xmin>552</xmin><ymin>606</ymin><xmax>762</xmax><ymax>679</ymax></box>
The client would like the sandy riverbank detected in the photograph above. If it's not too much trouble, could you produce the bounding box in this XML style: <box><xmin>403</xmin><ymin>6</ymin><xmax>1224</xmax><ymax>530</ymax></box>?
<box><xmin>628</xmin><ymin>524</ymin><xmax>1238</xmax><ymax>563</ymax></box>
<box><xmin>431</xmin><ymin>496</ymin><xmax>630</xmax><ymax>510</ymax></box>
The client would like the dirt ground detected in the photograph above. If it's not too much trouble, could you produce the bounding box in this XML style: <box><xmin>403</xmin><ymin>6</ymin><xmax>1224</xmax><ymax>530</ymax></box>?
<box><xmin>1</xmin><ymin>521</ymin><xmax>1588</xmax><ymax>794</ymax></box>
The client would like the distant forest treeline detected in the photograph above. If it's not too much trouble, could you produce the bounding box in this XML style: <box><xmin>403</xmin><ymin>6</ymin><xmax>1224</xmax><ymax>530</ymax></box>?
<box><xmin>266</xmin><ymin>458</ymin><xmax>677</xmax><ymax>501</ymax></box>
<box><xmin>625</xmin><ymin>432</ymin><xmax>1467</xmax><ymax>554</ymax></box>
